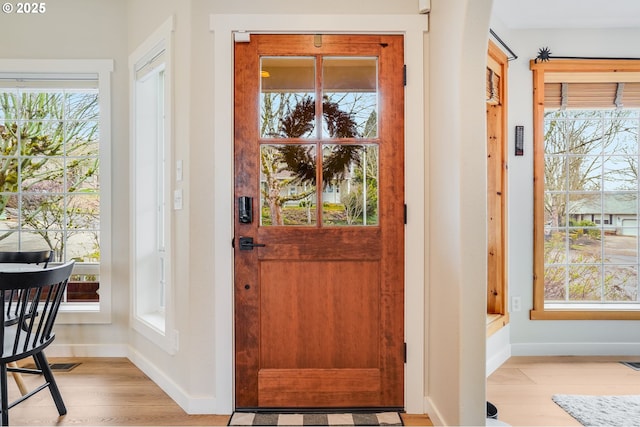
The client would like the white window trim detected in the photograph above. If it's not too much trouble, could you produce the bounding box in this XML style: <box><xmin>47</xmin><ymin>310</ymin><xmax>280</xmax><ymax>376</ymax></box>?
<box><xmin>0</xmin><ymin>58</ymin><xmax>113</xmax><ymax>324</ymax></box>
<box><xmin>129</xmin><ymin>16</ymin><xmax>177</xmax><ymax>355</ymax></box>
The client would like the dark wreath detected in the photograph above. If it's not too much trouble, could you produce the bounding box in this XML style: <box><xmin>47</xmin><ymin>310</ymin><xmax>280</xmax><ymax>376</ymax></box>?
<box><xmin>270</xmin><ymin>95</ymin><xmax>365</xmax><ymax>187</ymax></box>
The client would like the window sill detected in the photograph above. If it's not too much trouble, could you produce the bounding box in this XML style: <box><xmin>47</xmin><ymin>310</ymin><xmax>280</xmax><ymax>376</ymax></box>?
<box><xmin>58</xmin><ymin>302</ymin><xmax>111</xmax><ymax>324</ymax></box>
<box><xmin>531</xmin><ymin>305</ymin><xmax>640</xmax><ymax>320</ymax></box>
<box><xmin>132</xmin><ymin>313</ymin><xmax>177</xmax><ymax>355</ymax></box>
<box><xmin>137</xmin><ymin>311</ymin><xmax>165</xmax><ymax>333</ymax></box>
<box><xmin>487</xmin><ymin>313</ymin><xmax>509</xmax><ymax>337</ymax></box>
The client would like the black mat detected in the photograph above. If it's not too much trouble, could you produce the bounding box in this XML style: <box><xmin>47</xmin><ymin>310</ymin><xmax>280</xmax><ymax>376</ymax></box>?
<box><xmin>228</xmin><ymin>412</ymin><xmax>403</xmax><ymax>426</ymax></box>
<box><xmin>22</xmin><ymin>362</ymin><xmax>81</xmax><ymax>372</ymax></box>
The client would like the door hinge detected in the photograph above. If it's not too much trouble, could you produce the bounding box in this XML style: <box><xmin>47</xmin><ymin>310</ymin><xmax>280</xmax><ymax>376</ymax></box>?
<box><xmin>404</xmin><ymin>342</ymin><xmax>407</xmax><ymax>363</ymax></box>
<box><xmin>232</xmin><ymin>238</ymin><xmax>235</xmax><ymax>248</ymax></box>
<box><xmin>403</xmin><ymin>64</ymin><xmax>407</xmax><ymax>86</ymax></box>
<box><xmin>404</xmin><ymin>204</ymin><xmax>407</xmax><ymax>225</ymax></box>
<box><xmin>233</xmin><ymin>31</ymin><xmax>251</xmax><ymax>43</ymax></box>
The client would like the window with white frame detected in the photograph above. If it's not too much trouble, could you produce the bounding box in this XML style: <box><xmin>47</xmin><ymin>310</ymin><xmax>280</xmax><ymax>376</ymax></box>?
<box><xmin>130</xmin><ymin>17</ymin><xmax>176</xmax><ymax>353</ymax></box>
<box><xmin>0</xmin><ymin>60</ymin><xmax>112</xmax><ymax>323</ymax></box>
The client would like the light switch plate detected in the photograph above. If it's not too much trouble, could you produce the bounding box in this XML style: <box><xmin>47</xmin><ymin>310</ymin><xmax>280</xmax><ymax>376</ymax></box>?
<box><xmin>174</xmin><ymin>189</ymin><xmax>183</xmax><ymax>210</ymax></box>
<box><xmin>176</xmin><ymin>160</ymin><xmax>183</xmax><ymax>181</ymax></box>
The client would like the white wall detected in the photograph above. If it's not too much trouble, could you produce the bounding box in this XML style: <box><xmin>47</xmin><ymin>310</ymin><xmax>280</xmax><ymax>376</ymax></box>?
<box><xmin>0</xmin><ymin>0</ymin><xmax>131</xmax><ymax>351</ymax></box>
<box><xmin>427</xmin><ymin>0</ymin><xmax>492</xmax><ymax>425</ymax></box>
<box><xmin>127</xmin><ymin>0</ymin><xmax>227</xmax><ymax>413</ymax></box>
<box><xmin>490</xmin><ymin>12</ymin><xmax>640</xmax><ymax>356</ymax></box>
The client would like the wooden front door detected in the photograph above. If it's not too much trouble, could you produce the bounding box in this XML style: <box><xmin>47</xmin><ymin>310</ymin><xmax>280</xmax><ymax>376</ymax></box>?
<box><xmin>233</xmin><ymin>34</ymin><xmax>405</xmax><ymax>410</ymax></box>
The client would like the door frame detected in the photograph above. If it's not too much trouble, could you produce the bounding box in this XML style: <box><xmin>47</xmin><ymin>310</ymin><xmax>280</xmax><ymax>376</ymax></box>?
<box><xmin>209</xmin><ymin>13</ymin><xmax>428</xmax><ymax>415</ymax></box>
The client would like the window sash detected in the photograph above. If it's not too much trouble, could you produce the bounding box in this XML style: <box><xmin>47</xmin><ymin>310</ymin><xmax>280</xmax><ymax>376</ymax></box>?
<box><xmin>0</xmin><ymin>84</ymin><xmax>101</xmax><ymax>301</ymax></box>
<box><xmin>129</xmin><ymin>15</ymin><xmax>175</xmax><ymax>354</ymax></box>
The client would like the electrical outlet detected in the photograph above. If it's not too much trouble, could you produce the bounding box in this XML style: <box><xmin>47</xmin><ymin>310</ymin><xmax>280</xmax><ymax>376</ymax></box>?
<box><xmin>511</xmin><ymin>296</ymin><xmax>521</xmax><ymax>312</ymax></box>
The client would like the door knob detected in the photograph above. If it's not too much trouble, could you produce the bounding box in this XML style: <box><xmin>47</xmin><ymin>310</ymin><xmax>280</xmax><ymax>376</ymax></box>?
<box><xmin>238</xmin><ymin>236</ymin><xmax>266</xmax><ymax>251</ymax></box>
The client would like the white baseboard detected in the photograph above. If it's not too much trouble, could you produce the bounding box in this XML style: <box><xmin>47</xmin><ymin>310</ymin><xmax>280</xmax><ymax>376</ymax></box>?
<box><xmin>486</xmin><ymin>344</ymin><xmax>511</xmax><ymax>377</ymax></box>
<box><xmin>47</xmin><ymin>343</ymin><xmax>129</xmax><ymax>357</ymax></box>
<box><xmin>424</xmin><ymin>396</ymin><xmax>445</xmax><ymax>426</ymax></box>
<box><xmin>46</xmin><ymin>343</ymin><xmax>217</xmax><ymax>415</ymax></box>
<box><xmin>486</xmin><ymin>326</ymin><xmax>511</xmax><ymax>376</ymax></box>
<box><xmin>512</xmin><ymin>342</ymin><xmax>640</xmax><ymax>356</ymax></box>
<box><xmin>127</xmin><ymin>347</ymin><xmax>218</xmax><ymax>414</ymax></box>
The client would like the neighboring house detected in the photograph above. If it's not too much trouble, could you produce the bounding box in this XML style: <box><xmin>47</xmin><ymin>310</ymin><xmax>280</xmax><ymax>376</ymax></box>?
<box><xmin>260</xmin><ymin>170</ymin><xmax>350</xmax><ymax>206</ymax></box>
<box><xmin>569</xmin><ymin>193</ymin><xmax>639</xmax><ymax>236</ymax></box>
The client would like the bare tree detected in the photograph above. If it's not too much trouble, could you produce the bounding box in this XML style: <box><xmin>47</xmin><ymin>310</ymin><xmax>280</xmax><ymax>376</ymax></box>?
<box><xmin>544</xmin><ymin>109</ymin><xmax>633</xmax><ymax>227</ymax></box>
<box><xmin>0</xmin><ymin>91</ymin><xmax>99</xmax><ymax>260</ymax></box>
<box><xmin>544</xmin><ymin>109</ymin><xmax>640</xmax><ymax>302</ymax></box>
<box><xmin>260</xmin><ymin>94</ymin><xmax>364</xmax><ymax>225</ymax></box>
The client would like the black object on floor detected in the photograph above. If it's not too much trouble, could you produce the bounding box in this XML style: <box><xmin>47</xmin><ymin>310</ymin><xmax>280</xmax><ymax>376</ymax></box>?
<box><xmin>23</xmin><ymin>362</ymin><xmax>81</xmax><ymax>372</ymax></box>
<box><xmin>487</xmin><ymin>401</ymin><xmax>498</xmax><ymax>419</ymax></box>
<box><xmin>620</xmin><ymin>361</ymin><xmax>640</xmax><ymax>371</ymax></box>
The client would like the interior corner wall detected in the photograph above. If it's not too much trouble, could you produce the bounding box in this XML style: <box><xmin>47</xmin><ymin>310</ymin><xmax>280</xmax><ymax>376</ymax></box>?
<box><xmin>427</xmin><ymin>0</ymin><xmax>492</xmax><ymax>425</ymax></box>
<box><xmin>497</xmin><ymin>24</ymin><xmax>640</xmax><ymax>357</ymax></box>
<box><xmin>126</xmin><ymin>0</ymin><xmax>220</xmax><ymax>414</ymax></box>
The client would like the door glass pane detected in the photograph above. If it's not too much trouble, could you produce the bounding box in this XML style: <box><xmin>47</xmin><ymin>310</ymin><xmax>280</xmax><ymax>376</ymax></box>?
<box><xmin>260</xmin><ymin>57</ymin><xmax>316</xmax><ymax>139</ymax></box>
<box><xmin>322</xmin><ymin>58</ymin><xmax>378</xmax><ymax>138</ymax></box>
<box><xmin>260</xmin><ymin>144</ymin><xmax>317</xmax><ymax>226</ymax></box>
<box><xmin>322</xmin><ymin>144</ymin><xmax>378</xmax><ymax>226</ymax></box>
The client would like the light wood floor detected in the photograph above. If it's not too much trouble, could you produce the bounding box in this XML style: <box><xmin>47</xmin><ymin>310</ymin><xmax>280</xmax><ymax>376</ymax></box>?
<box><xmin>487</xmin><ymin>355</ymin><xmax>640</xmax><ymax>426</ymax></box>
<box><xmin>14</xmin><ymin>355</ymin><xmax>639</xmax><ymax>426</ymax></box>
<box><xmin>5</xmin><ymin>357</ymin><xmax>432</xmax><ymax>426</ymax></box>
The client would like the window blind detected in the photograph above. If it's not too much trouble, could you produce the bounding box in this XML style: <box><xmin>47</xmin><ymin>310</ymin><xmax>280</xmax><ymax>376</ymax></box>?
<box><xmin>545</xmin><ymin>82</ymin><xmax>640</xmax><ymax>109</ymax></box>
<box><xmin>0</xmin><ymin>74</ymin><xmax>98</xmax><ymax>89</ymax></box>
<box><xmin>135</xmin><ymin>49</ymin><xmax>166</xmax><ymax>81</ymax></box>
<box><xmin>486</xmin><ymin>67</ymin><xmax>500</xmax><ymax>104</ymax></box>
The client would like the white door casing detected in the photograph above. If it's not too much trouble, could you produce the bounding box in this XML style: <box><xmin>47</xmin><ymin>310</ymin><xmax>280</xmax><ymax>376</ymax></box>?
<box><xmin>209</xmin><ymin>14</ymin><xmax>427</xmax><ymax>414</ymax></box>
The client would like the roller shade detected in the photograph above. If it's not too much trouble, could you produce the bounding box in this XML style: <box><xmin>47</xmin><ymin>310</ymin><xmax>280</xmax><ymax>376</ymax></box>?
<box><xmin>0</xmin><ymin>74</ymin><xmax>98</xmax><ymax>89</ymax></box>
<box><xmin>545</xmin><ymin>82</ymin><xmax>640</xmax><ymax>109</ymax></box>
<box><xmin>135</xmin><ymin>49</ymin><xmax>166</xmax><ymax>81</ymax></box>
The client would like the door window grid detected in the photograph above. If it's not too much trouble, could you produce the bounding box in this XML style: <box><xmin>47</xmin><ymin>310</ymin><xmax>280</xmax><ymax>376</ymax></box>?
<box><xmin>259</xmin><ymin>56</ymin><xmax>379</xmax><ymax>227</ymax></box>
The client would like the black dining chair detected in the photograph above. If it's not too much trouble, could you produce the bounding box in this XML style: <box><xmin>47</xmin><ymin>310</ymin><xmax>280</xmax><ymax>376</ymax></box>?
<box><xmin>0</xmin><ymin>251</ymin><xmax>52</xmax><ymax>268</ymax></box>
<box><xmin>0</xmin><ymin>261</ymin><xmax>74</xmax><ymax>426</ymax></box>
<box><xmin>0</xmin><ymin>250</ymin><xmax>53</xmax><ymax>396</ymax></box>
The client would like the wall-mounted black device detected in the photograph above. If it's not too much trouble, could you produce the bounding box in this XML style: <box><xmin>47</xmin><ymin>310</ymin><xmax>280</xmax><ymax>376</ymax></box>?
<box><xmin>515</xmin><ymin>125</ymin><xmax>524</xmax><ymax>156</ymax></box>
<box><xmin>238</xmin><ymin>196</ymin><xmax>253</xmax><ymax>224</ymax></box>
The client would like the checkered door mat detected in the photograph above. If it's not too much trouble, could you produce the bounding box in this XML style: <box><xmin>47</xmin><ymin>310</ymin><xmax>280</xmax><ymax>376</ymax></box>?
<box><xmin>229</xmin><ymin>412</ymin><xmax>403</xmax><ymax>426</ymax></box>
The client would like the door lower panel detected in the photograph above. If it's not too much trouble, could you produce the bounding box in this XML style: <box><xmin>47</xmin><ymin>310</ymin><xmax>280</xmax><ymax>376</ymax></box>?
<box><xmin>258</xmin><ymin>368</ymin><xmax>381</xmax><ymax>408</ymax></box>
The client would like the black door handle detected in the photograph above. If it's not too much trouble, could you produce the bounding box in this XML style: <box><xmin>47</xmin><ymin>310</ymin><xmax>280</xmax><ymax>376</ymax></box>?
<box><xmin>238</xmin><ymin>237</ymin><xmax>266</xmax><ymax>251</ymax></box>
